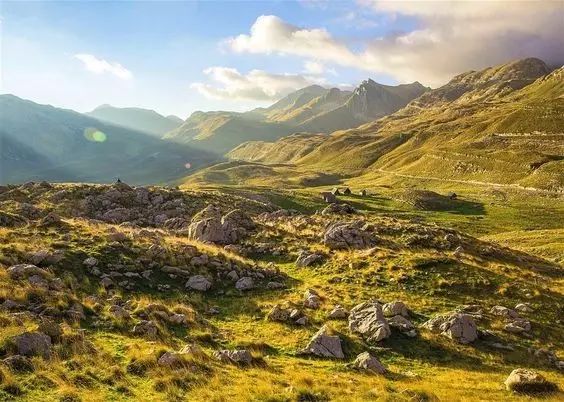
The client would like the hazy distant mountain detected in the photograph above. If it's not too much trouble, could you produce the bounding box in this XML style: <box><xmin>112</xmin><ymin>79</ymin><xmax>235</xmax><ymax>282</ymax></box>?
<box><xmin>0</xmin><ymin>95</ymin><xmax>216</xmax><ymax>184</ymax></box>
<box><xmin>164</xmin><ymin>80</ymin><xmax>427</xmax><ymax>154</ymax></box>
<box><xmin>87</xmin><ymin>104</ymin><xmax>183</xmax><ymax>137</ymax></box>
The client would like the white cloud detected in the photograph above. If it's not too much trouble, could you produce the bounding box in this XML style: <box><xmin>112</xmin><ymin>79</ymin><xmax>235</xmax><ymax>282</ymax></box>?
<box><xmin>225</xmin><ymin>5</ymin><xmax>564</xmax><ymax>87</ymax></box>
<box><xmin>191</xmin><ymin>67</ymin><xmax>326</xmax><ymax>101</ymax></box>
<box><xmin>74</xmin><ymin>53</ymin><xmax>132</xmax><ymax>80</ymax></box>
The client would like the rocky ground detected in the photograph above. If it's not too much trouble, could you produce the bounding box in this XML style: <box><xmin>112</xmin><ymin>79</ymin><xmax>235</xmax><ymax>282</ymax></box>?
<box><xmin>0</xmin><ymin>181</ymin><xmax>562</xmax><ymax>401</ymax></box>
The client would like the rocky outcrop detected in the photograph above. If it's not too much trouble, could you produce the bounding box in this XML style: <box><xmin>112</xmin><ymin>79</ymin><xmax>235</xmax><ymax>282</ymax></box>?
<box><xmin>348</xmin><ymin>301</ymin><xmax>391</xmax><ymax>343</ymax></box>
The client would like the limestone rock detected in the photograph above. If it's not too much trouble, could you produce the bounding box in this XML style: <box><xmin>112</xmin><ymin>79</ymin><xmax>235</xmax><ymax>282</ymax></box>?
<box><xmin>302</xmin><ymin>325</ymin><xmax>344</xmax><ymax>359</ymax></box>
<box><xmin>132</xmin><ymin>320</ymin><xmax>158</xmax><ymax>339</ymax></box>
<box><xmin>214</xmin><ymin>349</ymin><xmax>253</xmax><ymax>365</ymax></box>
<box><xmin>504</xmin><ymin>368</ymin><xmax>557</xmax><ymax>394</ymax></box>
<box><xmin>328</xmin><ymin>305</ymin><xmax>348</xmax><ymax>320</ymax></box>
<box><xmin>323</xmin><ymin>221</ymin><xmax>375</xmax><ymax>250</ymax></box>
<box><xmin>383</xmin><ymin>301</ymin><xmax>409</xmax><ymax>317</ymax></box>
<box><xmin>267</xmin><ymin>305</ymin><xmax>291</xmax><ymax>322</ymax></box>
<box><xmin>304</xmin><ymin>289</ymin><xmax>322</xmax><ymax>309</ymax></box>
<box><xmin>295</xmin><ymin>251</ymin><xmax>323</xmax><ymax>267</ymax></box>
<box><xmin>352</xmin><ymin>352</ymin><xmax>386</xmax><ymax>374</ymax></box>
<box><xmin>490</xmin><ymin>306</ymin><xmax>519</xmax><ymax>319</ymax></box>
<box><xmin>348</xmin><ymin>301</ymin><xmax>391</xmax><ymax>343</ymax></box>
<box><xmin>235</xmin><ymin>276</ymin><xmax>254</xmax><ymax>291</ymax></box>
<box><xmin>7</xmin><ymin>264</ymin><xmax>48</xmax><ymax>280</ymax></box>
<box><xmin>424</xmin><ymin>313</ymin><xmax>478</xmax><ymax>344</ymax></box>
<box><xmin>13</xmin><ymin>332</ymin><xmax>52</xmax><ymax>358</ymax></box>
<box><xmin>186</xmin><ymin>275</ymin><xmax>212</xmax><ymax>292</ymax></box>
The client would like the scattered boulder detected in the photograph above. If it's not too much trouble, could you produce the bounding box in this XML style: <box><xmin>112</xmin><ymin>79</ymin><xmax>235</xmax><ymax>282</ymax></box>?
<box><xmin>157</xmin><ymin>352</ymin><xmax>186</xmax><ymax>367</ymax></box>
<box><xmin>13</xmin><ymin>332</ymin><xmax>52</xmax><ymax>358</ymax></box>
<box><xmin>388</xmin><ymin>315</ymin><xmax>415</xmax><ymax>334</ymax></box>
<box><xmin>490</xmin><ymin>306</ymin><xmax>519</xmax><ymax>319</ymax></box>
<box><xmin>352</xmin><ymin>352</ymin><xmax>386</xmax><ymax>374</ymax></box>
<box><xmin>7</xmin><ymin>264</ymin><xmax>48</xmax><ymax>280</ymax></box>
<box><xmin>320</xmin><ymin>192</ymin><xmax>337</xmax><ymax>203</ymax></box>
<box><xmin>83</xmin><ymin>257</ymin><xmax>98</xmax><ymax>267</ymax></box>
<box><xmin>321</xmin><ymin>203</ymin><xmax>356</xmax><ymax>215</ymax></box>
<box><xmin>214</xmin><ymin>349</ymin><xmax>253</xmax><ymax>365</ymax></box>
<box><xmin>504</xmin><ymin>368</ymin><xmax>558</xmax><ymax>394</ymax></box>
<box><xmin>295</xmin><ymin>251</ymin><xmax>323</xmax><ymax>267</ymax></box>
<box><xmin>267</xmin><ymin>305</ymin><xmax>291</xmax><ymax>322</ymax></box>
<box><xmin>323</xmin><ymin>221</ymin><xmax>375</xmax><ymax>250</ymax></box>
<box><xmin>187</xmin><ymin>217</ymin><xmax>227</xmax><ymax>243</ymax></box>
<box><xmin>39</xmin><ymin>212</ymin><xmax>62</xmax><ymax>226</ymax></box>
<box><xmin>109</xmin><ymin>305</ymin><xmax>131</xmax><ymax>320</ymax></box>
<box><xmin>302</xmin><ymin>325</ymin><xmax>344</xmax><ymax>359</ymax></box>
<box><xmin>304</xmin><ymin>289</ymin><xmax>322</xmax><ymax>309</ymax></box>
<box><xmin>0</xmin><ymin>211</ymin><xmax>27</xmax><ymax>227</ymax></box>
<box><xmin>515</xmin><ymin>303</ymin><xmax>533</xmax><ymax>313</ymax></box>
<box><xmin>37</xmin><ymin>319</ymin><xmax>62</xmax><ymax>342</ymax></box>
<box><xmin>328</xmin><ymin>305</ymin><xmax>348</xmax><ymax>320</ymax></box>
<box><xmin>423</xmin><ymin>313</ymin><xmax>478</xmax><ymax>344</ymax></box>
<box><xmin>132</xmin><ymin>320</ymin><xmax>158</xmax><ymax>339</ymax></box>
<box><xmin>222</xmin><ymin>209</ymin><xmax>255</xmax><ymax>230</ymax></box>
<box><xmin>2</xmin><ymin>355</ymin><xmax>34</xmax><ymax>372</ymax></box>
<box><xmin>235</xmin><ymin>276</ymin><xmax>254</xmax><ymax>291</ymax></box>
<box><xmin>28</xmin><ymin>249</ymin><xmax>64</xmax><ymax>266</ymax></box>
<box><xmin>187</xmin><ymin>208</ymin><xmax>253</xmax><ymax>245</ymax></box>
<box><xmin>348</xmin><ymin>301</ymin><xmax>391</xmax><ymax>343</ymax></box>
<box><xmin>186</xmin><ymin>275</ymin><xmax>212</xmax><ymax>292</ymax></box>
<box><xmin>383</xmin><ymin>301</ymin><xmax>409</xmax><ymax>317</ymax></box>
<box><xmin>504</xmin><ymin>319</ymin><xmax>531</xmax><ymax>334</ymax></box>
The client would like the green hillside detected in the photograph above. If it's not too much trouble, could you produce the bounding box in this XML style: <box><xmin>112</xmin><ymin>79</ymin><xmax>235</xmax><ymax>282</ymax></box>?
<box><xmin>0</xmin><ymin>95</ymin><xmax>217</xmax><ymax>185</ymax></box>
<box><xmin>87</xmin><ymin>104</ymin><xmax>183</xmax><ymax>137</ymax></box>
<box><xmin>221</xmin><ymin>58</ymin><xmax>564</xmax><ymax>192</ymax></box>
<box><xmin>163</xmin><ymin>81</ymin><xmax>427</xmax><ymax>155</ymax></box>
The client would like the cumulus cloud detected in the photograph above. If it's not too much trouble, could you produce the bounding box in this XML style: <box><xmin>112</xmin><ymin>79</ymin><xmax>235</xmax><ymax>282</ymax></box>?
<box><xmin>225</xmin><ymin>3</ymin><xmax>563</xmax><ymax>86</ymax></box>
<box><xmin>191</xmin><ymin>67</ymin><xmax>325</xmax><ymax>101</ymax></box>
<box><xmin>74</xmin><ymin>54</ymin><xmax>132</xmax><ymax>80</ymax></box>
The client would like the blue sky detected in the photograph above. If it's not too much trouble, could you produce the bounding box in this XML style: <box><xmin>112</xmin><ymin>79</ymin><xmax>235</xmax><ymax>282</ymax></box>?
<box><xmin>1</xmin><ymin>1</ymin><xmax>561</xmax><ymax>118</ymax></box>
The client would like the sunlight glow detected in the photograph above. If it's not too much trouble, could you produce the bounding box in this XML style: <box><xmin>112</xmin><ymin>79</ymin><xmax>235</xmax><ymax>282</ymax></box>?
<box><xmin>84</xmin><ymin>127</ymin><xmax>107</xmax><ymax>142</ymax></box>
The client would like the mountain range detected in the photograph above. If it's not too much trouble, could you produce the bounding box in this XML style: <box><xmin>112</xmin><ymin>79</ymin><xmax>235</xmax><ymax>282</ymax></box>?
<box><xmin>86</xmin><ymin>104</ymin><xmax>183</xmax><ymax>137</ymax></box>
<box><xmin>0</xmin><ymin>95</ymin><xmax>215</xmax><ymax>185</ymax></box>
<box><xmin>2</xmin><ymin>58</ymin><xmax>562</xmax><ymax>191</ymax></box>
<box><xmin>163</xmin><ymin>80</ymin><xmax>428</xmax><ymax>154</ymax></box>
<box><xmin>220</xmin><ymin>58</ymin><xmax>563</xmax><ymax>192</ymax></box>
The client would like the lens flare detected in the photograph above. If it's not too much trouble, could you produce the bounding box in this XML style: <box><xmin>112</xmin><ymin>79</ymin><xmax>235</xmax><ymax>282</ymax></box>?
<box><xmin>84</xmin><ymin>127</ymin><xmax>107</xmax><ymax>142</ymax></box>
<box><xmin>184</xmin><ymin>162</ymin><xmax>192</xmax><ymax>169</ymax></box>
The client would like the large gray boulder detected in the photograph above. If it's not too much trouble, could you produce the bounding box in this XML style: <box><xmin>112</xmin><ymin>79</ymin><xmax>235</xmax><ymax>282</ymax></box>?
<box><xmin>383</xmin><ymin>301</ymin><xmax>409</xmax><ymax>317</ymax></box>
<box><xmin>504</xmin><ymin>368</ymin><xmax>558</xmax><ymax>394</ymax></box>
<box><xmin>214</xmin><ymin>349</ymin><xmax>253</xmax><ymax>365</ymax></box>
<box><xmin>13</xmin><ymin>332</ymin><xmax>52</xmax><ymax>358</ymax></box>
<box><xmin>352</xmin><ymin>352</ymin><xmax>386</xmax><ymax>374</ymax></box>
<box><xmin>323</xmin><ymin>221</ymin><xmax>375</xmax><ymax>250</ymax></box>
<box><xmin>186</xmin><ymin>217</ymin><xmax>226</xmax><ymax>243</ymax></box>
<box><xmin>302</xmin><ymin>325</ymin><xmax>344</xmax><ymax>359</ymax></box>
<box><xmin>348</xmin><ymin>301</ymin><xmax>391</xmax><ymax>343</ymax></box>
<box><xmin>423</xmin><ymin>312</ymin><xmax>478</xmax><ymax>344</ymax></box>
<box><xmin>186</xmin><ymin>275</ymin><xmax>212</xmax><ymax>292</ymax></box>
<box><xmin>295</xmin><ymin>251</ymin><xmax>323</xmax><ymax>267</ymax></box>
<box><xmin>7</xmin><ymin>264</ymin><xmax>48</xmax><ymax>280</ymax></box>
<box><xmin>235</xmin><ymin>276</ymin><xmax>254</xmax><ymax>291</ymax></box>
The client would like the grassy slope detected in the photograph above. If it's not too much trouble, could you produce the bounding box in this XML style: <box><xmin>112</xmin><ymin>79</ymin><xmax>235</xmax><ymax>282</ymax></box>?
<box><xmin>0</xmin><ymin>183</ymin><xmax>563</xmax><ymax>401</ymax></box>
